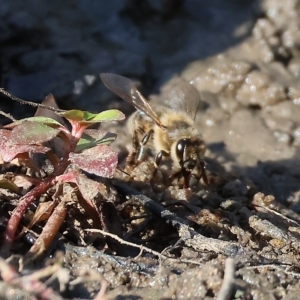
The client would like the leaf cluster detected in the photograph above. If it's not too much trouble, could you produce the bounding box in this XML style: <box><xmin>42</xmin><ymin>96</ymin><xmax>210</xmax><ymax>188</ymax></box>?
<box><xmin>0</xmin><ymin>94</ymin><xmax>125</xmax><ymax>256</ymax></box>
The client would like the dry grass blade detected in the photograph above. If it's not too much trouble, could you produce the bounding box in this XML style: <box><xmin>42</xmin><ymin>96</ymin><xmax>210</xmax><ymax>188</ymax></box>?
<box><xmin>26</xmin><ymin>199</ymin><xmax>67</xmax><ymax>258</ymax></box>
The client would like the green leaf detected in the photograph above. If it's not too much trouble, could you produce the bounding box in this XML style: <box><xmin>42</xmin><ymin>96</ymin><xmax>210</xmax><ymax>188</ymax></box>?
<box><xmin>4</xmin><ymin>117</ymin><xmax>62</xmax><ymax>129</ymax></box>
<box><xmin>59</xmin><ymin>109</ymin><xmax>125</xmax><ymax>124</ymax></box>
<box><xmin>75</xmin><ymin>129</ymin><xmax>117</xmax><ymax>152</ymax></box>
<box><xmin>91</xmin><ymin>109</ymin><xmax>125</xmax><ymax>122</ymax></box>
<box><xmin>59</xmin><ymin>110</ymin><xmax>85</xmax><ymax>121</ymax></box>
<box><xmin>83</xmin><ymin>111</ymin><xmax>97</xmax><ymax>120</ymax></box>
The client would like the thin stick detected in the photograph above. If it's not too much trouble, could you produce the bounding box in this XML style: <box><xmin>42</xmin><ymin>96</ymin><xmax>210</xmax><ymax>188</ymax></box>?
<box><xmin>86</xmin><ymin>228</ymin><xmax>164</xmax><ymax>258</ymax></box>
<box><xmin>216</xmin><ymin>258</ymin><xmax>235</xmax><ymax>300</ymax></box>
<box><xmin>0</xmin><ymin>88</ymin><xmax>65</xmax><ymax>113</ymax></box>
<box><xmin>0</xmin><ymin>110</ymin><xmax>17</xmax><ymax>122</ymax></box>
<box><xmin>85</xmin><ymin>228</ymin><xmax>202</xmax><ymax>266</ymax></box>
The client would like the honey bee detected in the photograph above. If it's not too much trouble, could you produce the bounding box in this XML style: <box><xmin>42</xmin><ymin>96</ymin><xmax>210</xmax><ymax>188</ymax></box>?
<box><xmin>100</xmin><ymin>73</ymin><xmax>207</xmax><ymax>188</ymax></box>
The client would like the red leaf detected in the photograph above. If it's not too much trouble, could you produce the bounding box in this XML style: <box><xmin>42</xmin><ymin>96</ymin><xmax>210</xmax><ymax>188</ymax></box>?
<box><xmin>0</xmin><ymin>129</ymin><xmax>49</xmax><ymax>162</ymax></box>
<box><xmin>69</xmin><ymin>145</ymin><xmax>118</xmax><ymax>178</ymax></box>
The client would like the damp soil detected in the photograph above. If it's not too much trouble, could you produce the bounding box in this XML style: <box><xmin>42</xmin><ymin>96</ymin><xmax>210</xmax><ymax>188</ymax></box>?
<box><xmin>1</xmin><ymin>0</ymin><xmax>300</xmax><ymax>299</ymax></box>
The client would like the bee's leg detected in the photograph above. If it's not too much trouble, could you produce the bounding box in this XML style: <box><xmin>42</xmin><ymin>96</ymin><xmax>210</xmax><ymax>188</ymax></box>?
<box><xmin>150</xmin><ymin>150</ymin><xmax>169</xmax><ymax>185</ymax></box>
<box><xmin>189</xmin><ymin>161</ymin><xmax>208</xmax><ymax>187</ymax></box>
<box><xmin>182</xmin><ymin>169</ymin><xmax>192</xmax><ymax>189</ymax></box>
<box><xmin>127</xmin><ymin>129</ymin><xmax>154</xmax><ymax>168</ymax></box>
<box><xmin>126</xmin><ymin>129</ymin><xmax>140</xmax><ymax>166</ymax></box>
<box><xmin>154</xmin><ymin>150</ymin><xmax>168</xmax><ymax>168</ymax></box>
<box><xmin>116</xmin><ymin>166</ymin><xmax>131</xmax><ymax>177</ymax></box>
<box><xmin>200</xmin><ymin>161</ymin><xmax>209</xmax><ymax>185</ymax></box>
<box><xmin>136</xmin><ymin>129</ymin><xmax>154</xmax><ymax>163</ymax></box>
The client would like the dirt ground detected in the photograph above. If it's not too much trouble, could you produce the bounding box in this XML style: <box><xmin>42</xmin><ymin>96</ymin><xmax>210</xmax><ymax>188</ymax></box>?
<box><xmin>1</xmin><ymin>0</ymin><xmax>300</xmax><ymax>299</ymax></box>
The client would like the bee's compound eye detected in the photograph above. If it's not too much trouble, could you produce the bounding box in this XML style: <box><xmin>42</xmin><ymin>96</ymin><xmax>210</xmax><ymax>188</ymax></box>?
<box><xmin>176</xmin><ymin>139</ymin><xmax>185</xmax><ymax>161</ymax></box>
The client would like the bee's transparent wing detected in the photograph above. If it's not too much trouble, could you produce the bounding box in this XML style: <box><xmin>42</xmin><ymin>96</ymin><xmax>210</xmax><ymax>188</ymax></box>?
<box><xmin>169</xmin><ymin>81</ymin><xmax>200</xmax><ymax>120</ymax></box>
<box><xmin>100</xmin><ymin>73</ymin><xmax>165</xmax><ymax>128</ymax></box>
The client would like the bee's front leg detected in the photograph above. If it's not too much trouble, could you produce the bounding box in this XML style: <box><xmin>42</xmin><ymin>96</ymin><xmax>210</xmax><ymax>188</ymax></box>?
<box><xmin>154</xmin><ymin>150</ymin><xmax>169</xmax><ymax>170</ymax></box>
<box><xmin>200</xmin><ymin>161</ymin><xmax>209</xmax><ymax>185</ymax></box>
<box><xmin>126</xmin><ymin>129</ymin><xmax>154</xmax><ymax>168</ymax></box>
<box><xmin>136</xmin><ymin>129</ymin><xmax>154</xmax><ymax>163</ymax></box>
<box><xmin>190</xmin><ymin>160</ymin><xmax>209</xmax><ymax>186</ymax></box>
<box><xmin>182</xmin><ymin>169</ymin><xmax>192</xmax><ymax>189</ymax></box>
<box><xmin>151</xmin><ymin>150</ymin><xmax>169</xmax><ymax>185</ymax></box>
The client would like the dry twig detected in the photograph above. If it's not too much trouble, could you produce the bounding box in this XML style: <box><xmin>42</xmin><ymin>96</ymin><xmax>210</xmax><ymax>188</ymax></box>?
<box><xmin>216</xmin><ymin>258</ymin><xmax>235</xmax><ymax>300</ymax></box>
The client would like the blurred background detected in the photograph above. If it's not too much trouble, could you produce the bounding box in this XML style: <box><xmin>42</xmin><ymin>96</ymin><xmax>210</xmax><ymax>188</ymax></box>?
<box><xmin>0</xmin><ymin>0</ymin><xmax>256</xmax><ymax>117</ymax></box>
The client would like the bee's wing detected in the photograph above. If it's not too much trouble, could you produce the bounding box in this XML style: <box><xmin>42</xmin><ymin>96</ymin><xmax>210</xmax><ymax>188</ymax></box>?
<box><xmin>169</xmin><ymin>81</ymin><xmax>200</xmax><ymax>120</ymax></box>
<box><xmin>100</xmin><ymin>73</ymin><xmax>166</xmax><ymax>128</ymax></box>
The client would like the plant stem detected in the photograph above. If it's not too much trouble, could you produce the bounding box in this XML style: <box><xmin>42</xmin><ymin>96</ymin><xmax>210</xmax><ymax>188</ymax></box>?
<box><xmin>0</xmin><ymin>88</ymin><xmax>65</xmax><ymax>113</ymax></box>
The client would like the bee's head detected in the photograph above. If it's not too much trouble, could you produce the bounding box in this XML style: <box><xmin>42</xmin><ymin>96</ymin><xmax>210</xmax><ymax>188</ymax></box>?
<box><xmin>172</xmin><ymin>137</ymin><xmax>206</xmax><ymax>172</ymax></box>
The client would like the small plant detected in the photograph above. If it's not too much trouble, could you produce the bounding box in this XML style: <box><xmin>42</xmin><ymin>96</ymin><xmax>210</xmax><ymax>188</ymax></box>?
<box><xmin>0</xmin><ymin>93</ymin><xmax>125</xmax><ymax>256</ymax></box>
